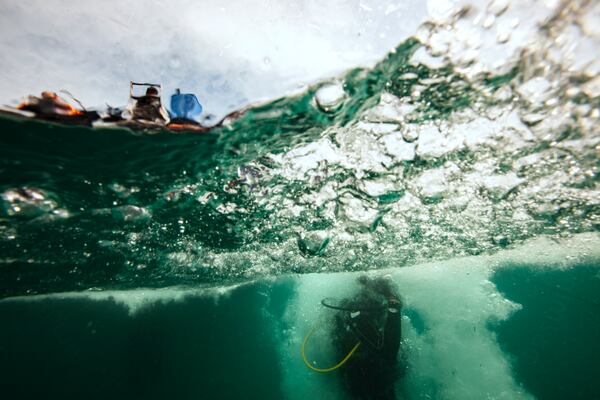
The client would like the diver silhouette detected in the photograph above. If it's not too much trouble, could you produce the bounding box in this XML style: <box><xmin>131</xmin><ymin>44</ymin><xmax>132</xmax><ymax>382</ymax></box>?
<box><xmin>330</xmin><ymin>275</ymin><xmax>403</xmax><ymax>400</ymax></box>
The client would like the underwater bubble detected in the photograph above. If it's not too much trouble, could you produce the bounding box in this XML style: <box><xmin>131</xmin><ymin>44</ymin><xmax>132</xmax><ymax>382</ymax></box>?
<box><xmin>496</xmin><ymin>30</ymin><xmax>510</xmax><ymax>44</ymax></box>
<box><xmin>399</xmin><ymin>72</ymin><xmax>418</xmax><ymax>80</ymax></box>
<box><xmin>364</xmin><ymin>92</ymin><xmax>412</xmax><ymax>124</ymax></box>
<box><xmin>381</xmin><ymin>132</ymin><xmax>416</xmax><ymax>161</ymax></box>
<box><xmin>314</xmin><ymin>83</ymin><xmax>346</xmax><ymax>112</ymax></box>
<box><xmin>0</xmin><ymin>188</ymin><xmax>59</xmax><ymax>219</ymax></box>
<box><xmin>487</xmin><ymin>0</ymin><xmax>509</xmax><ymax>16</ymax></box>
<box><xmin>413</xmin><ymin>167</ymin><xmax>449</xmax><ymax>201</ymax></box>
<box><xmin>482</xmin><ymin>14</ymin><xmax>496</xmax><ymax>29</ymax></box>
<box><xmin>402</xmin><ymin>126</ymin><xmax>420</xmax><ymax>143</ymax></box>
<box><xmin>479</xmin><ymin>173</ymin><xmax>524</xmax><ymax>201</ymax></box>
<box><xmin>358</xmin><ymin>177</ymin><xmax>400</xmax><ymax>198</ymax></box>
<box><xmin>111</xmin><ymin>205</ymin><xmax>151</xmax><ymax>222</ymax></box>
<box><xmin>516</xmin><ymin>77</ymin><xmax>552</xmax><ymax>104</ymax></box>
<box><xmin>581</xmin><ymin>76</ymin><xmax>600</xmax><ymax>98</ymax></box>
<box><xmin>297</xmin><ymin>231</ymin><xmax>330</xmax><ymax>256</ymax></box>
<box><xmin>415</xmin><ymin>125</ymin><xmax>460</xmax><ymax>160</ymax></box>
<box><xmin>216</xmin><ymin>203</ymin><xmax>237</xmax><ymax>214</ymax></box>
<box><xmin>410</xmin><ymin>46</ymin><xmax>446</xmax><ymax>69</ymax></box>
<box><xmin>338</xmin><ymin>194</ymin><xmax>380</xmax><ymax>232</ymax></box>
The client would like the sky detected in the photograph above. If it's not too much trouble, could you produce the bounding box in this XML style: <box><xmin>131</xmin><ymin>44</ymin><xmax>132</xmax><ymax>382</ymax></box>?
<box><xmin>0</xmin><ymin>0</ymin><xmax>429</xmax><ymax>119</ymax></box>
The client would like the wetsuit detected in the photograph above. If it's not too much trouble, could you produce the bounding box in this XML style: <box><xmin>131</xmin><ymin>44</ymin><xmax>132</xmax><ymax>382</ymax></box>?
<box><xmin>333</xmin><ymin>281</ymin><xmax>403</xmax><ymax>400</ymax></box>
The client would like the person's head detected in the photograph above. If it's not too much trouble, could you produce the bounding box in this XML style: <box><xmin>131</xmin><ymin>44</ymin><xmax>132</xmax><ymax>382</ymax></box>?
<box><xmin>145</xmin><ymin>87</ymin><xmax>159</xmax><ymax>97</ymax></box>
<box><xmin>41</xmin><ymin>91</ymin><xmax>57</xmax><ymax>99</ymax></box>
<box><xmin>357</xmin><ymin>275</ymin><xmax>396</xmax><ymax>297</ymax></box>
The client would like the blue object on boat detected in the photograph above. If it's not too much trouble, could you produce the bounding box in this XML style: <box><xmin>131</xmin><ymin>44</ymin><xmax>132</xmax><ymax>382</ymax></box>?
<box><xmin>169</xmin><ymin>88</ymin><xmax>203</xmax><ymax>121</ymax></box>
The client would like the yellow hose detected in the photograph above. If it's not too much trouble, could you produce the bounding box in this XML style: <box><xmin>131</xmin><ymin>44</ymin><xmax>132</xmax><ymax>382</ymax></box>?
<box><xmin>301</xmin><ymin>325</ymin><xmax>361</xmax><ymax>373</ymax></box>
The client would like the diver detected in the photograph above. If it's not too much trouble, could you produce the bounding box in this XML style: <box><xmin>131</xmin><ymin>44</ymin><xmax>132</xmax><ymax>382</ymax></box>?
<box><xmin>335</xmin><ymin>275</ymin><xmax>403</xmax><ymax>400</ymax></box>
<box><xmin>131</xmin><ymin>86</ymin><xmax>169</xmax><ymax>124</ymax></box>
<box><xmin>303</xmin><ymin>275</ymin><xmax>404</xmax><ymax>399</ymax></box>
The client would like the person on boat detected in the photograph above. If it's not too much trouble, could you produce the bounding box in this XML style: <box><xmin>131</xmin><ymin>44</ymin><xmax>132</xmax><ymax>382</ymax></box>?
<box><xmin>131</xmin><ymin>86</ymin><xmax>169</xmax><ymax>124</ymax></box>
<box><xmin>331</xmin><ymin>275</ymin><xmax>403</xmax><ymax>400</ymax></box>
<box><xmin>18</xmin><ymin>91</ymin><xmax>80</xmax><ymax>116</ymax></box>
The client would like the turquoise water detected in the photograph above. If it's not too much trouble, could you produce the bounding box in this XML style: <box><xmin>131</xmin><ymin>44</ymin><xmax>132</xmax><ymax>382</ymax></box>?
<box><xmin>1</xmin><ymin>12</ymin><xmax>599</xmax><ymax>399</ymax></box>
<box><xmin>493</xmin><ymin>264</ymin><xmax>600</xmax><ymax>399</ymax></box>
<box><xmin>1</xmin><ymin>247</ymin><xmax>599</xmax><ymax>399</ymax></box>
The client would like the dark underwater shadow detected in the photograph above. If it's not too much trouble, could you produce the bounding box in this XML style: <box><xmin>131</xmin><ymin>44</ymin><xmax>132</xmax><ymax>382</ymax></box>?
<box><xmin>490</xmin><ymin>264</ymin><xmax>600</xmax><ymax>400</ymax></box>
<box><xmin>0</xmin><ymin>280</ymin><xmax>294</xmax><ymax>400</ymax></box>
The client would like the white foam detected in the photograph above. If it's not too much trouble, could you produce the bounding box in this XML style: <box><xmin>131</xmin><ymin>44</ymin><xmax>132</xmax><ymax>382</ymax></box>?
<box><xmin>414</xmin><ymin>167</ymin><xmax>449</xmax><ymax>200</ymax></box>
<box><xmin>277</xmin><ymin>232</ymin><xmax>600</xmax><ymax>399</ymax></box>
<box><xmin>0</xmin><ymin>283</ymin><xmax>247</xmax><ymax>316</ymax></box>
<box><xmin>381</xmin><ymin>131</ymin><xmax>417</xmax><ymax>161</ymax></box>
<box><xmin>416</xmin><ymin>124</ymin><xmax>461</xmax><ymax>160</ymax></box>
<box><xmin>490</xmin><ymin>232</ymin><xmax>600</xmax><ymax>270</ymax></box>
<box><xmin>410</xmin><ymin>46</ymin><xmax>447</xmax><ymax>69</ymax></box>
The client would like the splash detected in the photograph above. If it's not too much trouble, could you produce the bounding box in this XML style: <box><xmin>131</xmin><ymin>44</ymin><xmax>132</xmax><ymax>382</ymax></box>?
<box><xmin>0</xmin><ymin>0</ymin><xmax>598</xmax><ymax>297</ymax></box>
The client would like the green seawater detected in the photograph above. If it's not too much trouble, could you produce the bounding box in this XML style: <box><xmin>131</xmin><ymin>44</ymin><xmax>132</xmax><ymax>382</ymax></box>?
<box><xmin>1</xmin><ymin>33</ymin><xmax>599</xmax><ymax>399</ymax></box>
<box><xmin>0</xmin><ymin>257</ymin><xmax>598</xmax><ymax>399</ymax></box>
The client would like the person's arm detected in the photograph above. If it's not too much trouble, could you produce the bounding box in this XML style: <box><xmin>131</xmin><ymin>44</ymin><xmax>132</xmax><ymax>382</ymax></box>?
<box><xmin>53</xmin><ymin>96</ymin><xmax>75</xmax><ymax>111</ymax></box>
